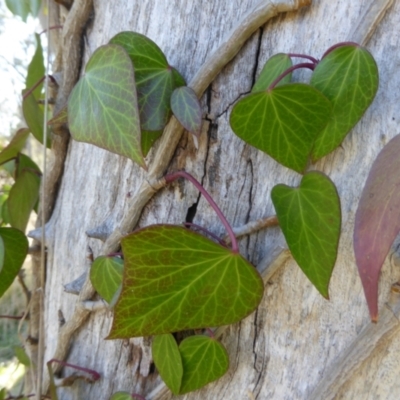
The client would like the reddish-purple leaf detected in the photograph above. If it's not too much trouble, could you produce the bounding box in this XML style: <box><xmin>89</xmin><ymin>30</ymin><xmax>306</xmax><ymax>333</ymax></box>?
<box><xmin>354</xmin><ymin>134</ymin><xmax>400</xmax><ymax>322</ymax></box>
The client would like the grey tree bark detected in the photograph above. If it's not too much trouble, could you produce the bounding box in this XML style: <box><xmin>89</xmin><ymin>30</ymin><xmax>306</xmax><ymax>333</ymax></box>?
<box><xmin>37</xmin><ymin>0</ymin><xmax>400</xmax><ymax>399</ymax></box>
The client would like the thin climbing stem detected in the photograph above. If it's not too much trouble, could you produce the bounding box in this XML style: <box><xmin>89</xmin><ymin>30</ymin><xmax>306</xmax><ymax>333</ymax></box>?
<box><xmin>287</xmin><ymin>53</ymin><xmax>318</xmax><ymax>64</ymax></box>
<box><xmin>165</xmin><ymin>171</ymin><xmax>239</xmax><ymax>253</ymax></box>
<box><xmin>269</xmin><ymin>62</ymin><xmax>316</xmax><ymax>90</ymax></box>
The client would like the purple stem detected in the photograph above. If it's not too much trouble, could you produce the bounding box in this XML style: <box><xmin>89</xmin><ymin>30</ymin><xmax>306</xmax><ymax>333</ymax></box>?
<box><xmin>287</xmin><ymin>53</ymin><xmax>318</xmax><ymax>64</ymax></box>
<box><xmin>206</xmin><ymin>327</ymin><xmax>215</xmax><ymax>339</ymax></box>
<box><xmin>269</xmin><ymin>62</ymin><xmax>316</xmax><ymax>90</ymax></box>
<box><xmin>321</xmin><ymin>41</ymin><xmax>360</xmax><ymax>59</ymax></box>
<box><xmin>49</xmin><ymin>359</ymin><xmax>101</xmax><ymax>381</ymax></box>
<box><xmin>165</xmin><ymin>171</ymin><xmax>239</xmax><ymax>253</ymax></box>
<box><xmin>107</xmin><ymin>252</ymin><xmax>123</xmax><ymax>258</ymax></box>
<box><xmin>5</xmin><ymin>395</ymin><xmax>50</xmax><ymax>400</ymax></box>
<box><xmin>39</xmin><ymin>25</ymin><xmax>63</xmax><ymax>35</ymax></box>
<box><xmin>184</xmin><ymin>222</ymin><xmax>228</xmax><ymax>248</ymax></box>
<box><xmin>131</xmin><ymin>395</ymin><xmax>147</xmax><ymax>400</ymax></box>
<box><xmin>23</xmin><ymin>75</ymin><xmax>56</xmax><ymax>100</ymax></box>
<box><xmin>0</xmin><ymin>315</ymin><xmax>23</xmax><ymax>320</ymax></box>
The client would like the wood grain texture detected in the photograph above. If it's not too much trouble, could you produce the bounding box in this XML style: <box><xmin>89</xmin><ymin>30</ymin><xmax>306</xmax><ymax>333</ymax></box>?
<box><xmin>43</xmin><ymin>0</ymin><xmax>400</xmax><ymax>399</ymax></box>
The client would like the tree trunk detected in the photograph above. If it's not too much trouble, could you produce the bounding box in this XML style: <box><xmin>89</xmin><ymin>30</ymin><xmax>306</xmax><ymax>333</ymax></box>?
<box><xmin>39</xmin><ymin>0</ymin><xmax>400</xmax><ymax>399</ymax></box>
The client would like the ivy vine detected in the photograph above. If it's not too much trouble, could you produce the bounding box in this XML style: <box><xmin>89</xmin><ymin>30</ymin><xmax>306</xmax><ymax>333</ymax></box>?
<box><xmin>1</xmin><ymin>3</ymin><xmax>400</xmax><ymax>399</ymax></box>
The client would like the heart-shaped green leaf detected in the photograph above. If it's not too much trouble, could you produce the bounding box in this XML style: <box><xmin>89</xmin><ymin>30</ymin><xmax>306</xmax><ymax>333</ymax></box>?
<box><xmin>110</xmin><ymin>32</ymin><xmax>186</xmax><ymax>131</ymax></box>
<box><xmin>230</xmin><ymin>83</ymin><xmax>332</xmax><ymax>173</ymax></box>
<box><xmin>90</xmin><ymin>256</ymin><xmax>123</xmax><ymax>304</ymax></box>
<box><xmin>110</xmin><ymin>393</ymin><xmax>133</xmax><ymax>400</ymax></box>
<box><xmin>0</xmin><ymin>128</ymin><xmax>30</xmax><ymax>166</ymax></box>
<box><xmin>25</xmin><ymin>33</ymin><xmax>44</xmax><ymax>99</ymax></box>
<box><xmin>354</xmin><ymin>135</ymin><xmax>400</xmax><ymax>321</ymax></box>
<box><xmin>310</xmin><ymin>44</ymin><xmax>379</xmax><ymax>161</ymax></box>
<box><xmin>68</xmin><ymin>44</ymin><xmax>145</xmax><ymax>168</ymax></box>
<box><xmin>108</xmin><ymin>225</ymin><xmax>263</xmax><ymax>338</ymax></box>
<box><xmin>5</xmin><ymin>0</ymin><xmax>29</xmax><ymax>21</ymax></box>
<box><xmin>179</xmin><ymin>335</ymin><xmax>229</xmax><ymax>394</ymax></box>
<box><xmin>7</xmin><ymin>170</ymin><xmax>40</xmax><ymax>232</ymax></box>
<box><xmin>22</xmin><ymin>89</ymin><xmax>51</xmax><ymax>148</ymax></box>
<box><xmin>271</xmin><ymin>171</ymin><xmax>341</xmax><ymax>298</ymax></box>
<box><xmin>171</xmin><ymin>86</ymin><xmax>202</xmax><ymax>136</ymax></box>
<box><xmin>0</xmin><ymin>227</ymin><xmax>28</xmax><ymax>297</ymax></box>
<box><xmin>152</xmin><ymin>334</ymin><xmax>183</xmax><ymax>395</ymax></box>
<box><xmin>252</xmin><ymin>53</ymin><xmax>292</xmax><ymax>92</ymax></box>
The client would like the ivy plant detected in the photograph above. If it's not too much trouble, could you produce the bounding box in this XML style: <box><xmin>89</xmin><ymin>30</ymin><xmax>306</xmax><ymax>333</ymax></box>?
<box><xmin>0</xmin><ymin>22</ymin><xmax>386</xmax><ymax>397</ymax></box>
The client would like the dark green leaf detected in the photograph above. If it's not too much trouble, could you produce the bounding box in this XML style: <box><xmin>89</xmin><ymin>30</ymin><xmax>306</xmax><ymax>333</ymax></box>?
<box><xmin>171</xmin><ymin>87</ymin><xmax>202</xmax><ymax>136</ymax></box>
<box><xmin>25</xmin><ymin>34</ymin><xmax>44</xmax><ymax>99</ymax></box>
<box><xmin>22</xmin><ymin>89</ymin><xmax>51</xmax><ymax>148</ymax></box>
<box><xmin>230</xmin><ymin>84</ymin><xmax>332</xmax><ymax>173</ymax></box>
<box><xmin>108</xmin><ymin>225</ymin><xmax>263</xmax><ymax>338</ymax></box>
<box><xmin>68</xmin><ymin>44</ymin><xmax>145</xmax><ymax>168</ymax></box>
<box><xmin>5</xmin><ymin>0</ymin><xmax>30</xmax><ymax>21</ymax></box>
<box><xmin>252</xmin><ymin>53</ymin><xmax>292</xmax><ymax>92</ymax></box>
<box><xmin>310</xmin><ymin>44</ymin><xmax>379</xmax><ymax>161</ymax></box>
<box><xmin>110</xmin><ymin>32</ymin><xmax>186</xmax><ymax>131</ymax></box>
<box><xmin>354</xmin><ymin>135</ymin><xmax>400</xmax><ymax>321</ymax></box>
<box><xmin>110</xmin><ymin>393</ymin><xmax>132</xmax><ymax>400</ymax></box>
<box><xmin>152</xmin><ymin>334</ymin><xmax>183</xmax><ymax>395</ymax></box>
<box><xmin>271</xmin><ymin>172</ymin><xmax>341</xmax><ymax>298</ymax></box>
<box><xmin>0</xmin><ymin>388</ymin><xmax>6</xmax><ymax>400</ymax></box>
<box><xmin>0</xmin><ymin>236</ymin><xmax>4</xmax><ymax>273</ymax></box>
<box><xmin>13</xmin><ymin>346</ymin><xmax>31</xmax><ymax>366</ymax></box>
<box><xmin>0</xmin><ymin>128</ymin><xmax>30</xmax><ymax>166</ymax></box>
<box><xmin>0</xmin><ymin>227</ymin><xmax>28</xmax><ymax>298</ymax></box>
<box><xmin>90</xmin><ymin>256</ymin><xmax>123</xmax><ymax>304</ymax></box>
<box><xmin>141</xmin><ymin>130</ymin><xmax>162</xmax><ymax>156</ymax></box>
<box><xmin>7</xmin><ymin>170</ymin><xmax>40</xmax><ymax>232</ymax></box>
<box><xmin>179</xmin><ymin>336</ymin><xmax>229</xmax><ymax>394</ymax></box>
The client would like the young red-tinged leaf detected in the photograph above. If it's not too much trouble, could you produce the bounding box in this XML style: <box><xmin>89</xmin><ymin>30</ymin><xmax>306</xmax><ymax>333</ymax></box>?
<box><xmin>179</xmin><ymin>335</ymin><xmax>229</xmax><ymax>394</ymax></box>
<box><xmin>354</xmin><ymin>135</ymin><xmax>400</xmax><ymax>321</ymax></box>
<box><xmin>110</xmin><ymin>32</ymin><xmax>186</xmax><ymax>132</ymax></box>
<box><xmin>68</xmin><ymin>44</ymin><xmax>145</xmax><ymax>168</ymax></box>
<box><xmin>25</xmin><ymin>33</ymin><xmax>44</xmax><ymax>99</ymax></box>
<box><xmin>230</xmin><ymin>84</ymin><xmax>332</xmax><ymax>173</ymax></box>
<box><xmin>171</xmin><ymin>86</ymin><xmax>202</xmax><ymax>137</ymax></box>
<box><xmin>0</xmin><ymin>236</ymin><xmax>4</xmax><ymax>273</ymax></box>
<box><xmin>13</xmin><ymin>345</ymin><xmax>31</xmax><ymax>366</ymax></box>
<box><xmin>152</xmin><ymin>334</ymin><xmax>183</xmax><ymax>394</ymax></box>
<box><xmin>0</xmin><ymin>128</ymin><xmax>30</xmax><ymax>166</ymax></box>
<box><xmin>108</xmin><ymin>225</ymin><xmax>264</xmax><ymax>338</ymax></box>
<box><xmin>310</xmin><ymin>44</ymin><xmax>378</xmax><ymax>161</ymax></box>
<box><xmin>7</xmin><ymin>170</ymin><xmax>40</xmax><ymax>232</ymax></box>
<box><xmin>271</xmin><ymin>172</ymin><xmax>341</xmax><ymax>298</ymax></box>
<box><xmin>252</xmin><ymin>53</ymin><xmax>292</xmax><ymax>92</ymax></box>
<box><xmin>22</xmin><ymin>89</ymin><xmax>51</xmax><ymax>148</ymax></box>
<box><xmin>90</xmin><ymin>256</ymin><xmax>123</xmax><ymax>304</ymax></box>
<box><xmin>0</xmin><ymin>227</ymin><xmax>28</xmax><ymax>298</ymax></box>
